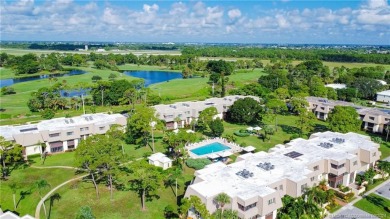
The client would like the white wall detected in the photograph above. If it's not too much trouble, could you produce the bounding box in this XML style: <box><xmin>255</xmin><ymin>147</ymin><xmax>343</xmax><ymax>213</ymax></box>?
<box><xmin>376</xmin><ymin>94</ymin><xmax>390</xmax><ymax>103</ymax></box>
<box><xmin>25</xmin><ymin>145</ymin><xmax>42</xmax><ymax>156</ymax></box>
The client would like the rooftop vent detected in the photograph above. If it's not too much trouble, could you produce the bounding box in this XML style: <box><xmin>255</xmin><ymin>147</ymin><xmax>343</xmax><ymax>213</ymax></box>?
<box><xmin>85</xmin><ymin>117</ymin><xmax>89</xmax><ymax>121</ymax></box>
<box><xmin>205</xmin><ymin>102</ymin><xmax>214</xmax><ymax>105</ymax></box>
<box><xmin>318</xmin><ymin>142</ymin><xmax>333</xmax><ymax>149</ymax></box>
<box><xmin>257</xmin><ymin>162</ymin><xmax>275</xmax><ymax>171</ymax></box>
<box><xmin>284</xmin><ymin>151</ymin><xmax>303</xmax><ymax>159</ymax></box>
<box><xmin>331</xmin><ymin>138</ymin><xmax>345</xmax><ymax>144</ymax></box>
<box><xmin>236</xmin><ymin>169</ymin><xmax>254</xmax><ymax>179</ymax></box>
<box><xmin>88</xmin><ymin>116</ymin><xmax>93</xmax><ymax>120</ymax></box>
<box><xmin>70</xmin><ymin>119</ymin><xmax>75</xmax><ymax>124</ymax></box>
<box><xmin>65</xmin><ymin>120</ymin><xmax>69</xmax><ymax>124</ymax></box>
<box><xmin>318</xmin><ymin>99</ymin><xmax>328</xmax><ymax>103</ymax></box>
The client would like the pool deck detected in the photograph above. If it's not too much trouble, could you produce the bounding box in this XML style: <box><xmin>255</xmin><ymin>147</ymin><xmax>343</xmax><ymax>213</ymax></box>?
<box><xmin>185</xmin><ymin>137</ymin><xmax>243</xmax><ymax>159</ymax></box>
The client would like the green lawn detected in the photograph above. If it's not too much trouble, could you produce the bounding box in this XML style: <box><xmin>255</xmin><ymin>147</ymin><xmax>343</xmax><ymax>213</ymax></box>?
<box><xmin>0</xmin><ymin>166</ymin><xmax>77</xmax><ymax>217</ymax></box>
<box><xmin>44</xmin><ymin>164</ymin><xmax>194</xmax><ymax>219</ymax></box>
<box><xmin>223</xmin><ymin>114</ymin><xmax>328</xmax><ymax>152</ymax></box>
<box><xmin>354</xmin><ymin>194</ymin><xmax>390</xmax><ymax>219</ymax></box>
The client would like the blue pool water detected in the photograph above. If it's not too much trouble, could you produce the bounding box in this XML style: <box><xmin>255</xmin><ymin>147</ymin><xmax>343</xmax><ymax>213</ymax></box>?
<box><xmin>190</xmin><ymin>142</ymin><xmax>230</xmax><ymax>156</ymax></box>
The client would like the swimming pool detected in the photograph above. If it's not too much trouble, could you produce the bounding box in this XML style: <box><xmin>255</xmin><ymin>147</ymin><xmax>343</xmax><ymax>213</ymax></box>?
<box><xmin>190</xmin><ymin>142</ymin><xmax>230</xmax><ymax>156</ymax></box>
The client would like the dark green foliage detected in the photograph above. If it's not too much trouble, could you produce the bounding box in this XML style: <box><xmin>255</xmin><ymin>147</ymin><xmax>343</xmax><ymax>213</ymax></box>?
<box><xmin>351</xmin><ymin>77</ymin><xmax>384</xmax><ymax>99</ymax></box>
<box><xmin>91</xmin><ymin>75</ymin><xmax>102</xmax><ymax>82</ymax></box>
<box><xmin>229</xmin><ymin>83</ymin><xmax>269</xmax><ymax>97</ymax></box>
<box><xmin>40</xmin><ymin>109</ymin><xmax>55</xmax><ymax>119</ymax></box>
<box><xmin>328</xmin><ymin>106</ymin><xmax>362</xmax><ymax>133</ymax></box>
<box><xmin>337</xmin><ymin>88</ymin><xmax>357</xmax><ymax>101</ymax></box>
<box><xmin>227</xmin><ymin>97</ymin><xmax>263</xmax><ymax>124</ymax></box>
<box><xmin>206</xmin><ymin>60</ymin><xmax>234</xmax><ymax>97</ymax></box>
<box><xmin>186</xmin><ymin>158</ymin><xmax>212</xmax><ymax>170</ymax></box>
<box><xmin>233</xmin><ymin>130</ymin><xmax>251</xmax><ymax>137</ymax></box>
<box><xmin>1</xmin><ymin>86</ymin><xmax>16</xmax><ymax>95</ymax></box>
<box><xmin>208</xmin><ymin>118</ymin><xmax>224</xmax><ymax>137</ymax></box>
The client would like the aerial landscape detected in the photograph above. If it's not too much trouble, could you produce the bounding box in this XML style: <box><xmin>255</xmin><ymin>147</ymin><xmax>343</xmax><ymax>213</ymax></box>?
<box><xmin>1</xmin><ymin>0</ymin><xmax>390</xmax><ymax>219</ymax></box>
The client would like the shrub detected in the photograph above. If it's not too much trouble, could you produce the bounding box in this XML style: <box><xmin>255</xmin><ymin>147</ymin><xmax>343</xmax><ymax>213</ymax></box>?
<box><xmin>385</xmin><ymin>206</ymin><xmax>390</xmax><ymax>213</ymax></box>
<box><xmin>1</xmin><ymin>86</ymin><xmax>16</xmax><ymax>95</ymax></box>
<box><xmin>233</xmin><ymin>129</ymin><xmax>250</xmax><ymax>137</ymax></box>
<box><xmin>41</xmin><ymin>109</ymin><xmax>55</xmax><ymax>119</ymax></box>
<box><xmin>186</xmin><ymin>158</ymin><xmax>211</xmax><ymax>170</ymax></box>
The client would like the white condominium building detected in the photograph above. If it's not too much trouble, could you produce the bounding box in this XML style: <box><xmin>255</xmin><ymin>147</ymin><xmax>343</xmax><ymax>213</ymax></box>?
<box><xmin>153</xmin><ymin>95</ymin><xmax>260</xmax><ymax>129</ymax></box>
<box><xmin>0</xmin><ymin>113</ymin><xmax>127</xmax><ymax>157</ymax></box>
<box><xmin>184</xmin><ymin>132</ymin><xmax>380</xmax><ymax>219</ymax></box>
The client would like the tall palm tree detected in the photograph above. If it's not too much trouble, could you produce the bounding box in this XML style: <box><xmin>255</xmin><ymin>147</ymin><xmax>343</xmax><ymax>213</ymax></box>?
<box><xmin>9</xmin><ymin>183</ymin><xmax>18</xmax><ymax>210</ymax></box>
<box><xmin>48</xmin><ymin>193</ymin><xmax>61</xmax><ymax>219</ymax></box>
<box><xmin>214</xmin><ymin>193</ymin><xmax>230</xmax><ymax>217</ymax></box>
<box><xmin>36</xmin><ymin>179</ymin><xmax>51</xmax><ymax>217</ymax></box>
<box><xmin>164</xmin><ymin>167</ymin><xmax>183</xmax><ymax>198</ymax></box>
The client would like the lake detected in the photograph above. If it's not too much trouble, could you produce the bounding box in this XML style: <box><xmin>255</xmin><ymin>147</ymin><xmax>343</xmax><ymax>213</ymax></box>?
<box><xmin>123</xmin><ymin>70</ymin><xmax>182</xmax><ymax>86</ymax></box>
<box><xmin>0</xmin><ymin>70</ymin><xmax>87</xmax><ymax>88</ymax></box>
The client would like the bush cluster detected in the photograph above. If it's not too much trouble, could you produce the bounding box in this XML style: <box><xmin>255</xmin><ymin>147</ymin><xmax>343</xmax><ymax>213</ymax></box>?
<box><xmin>186</xmin><ymin>158</ymin><xmax>212</xmax><ymax>170</ymax></box>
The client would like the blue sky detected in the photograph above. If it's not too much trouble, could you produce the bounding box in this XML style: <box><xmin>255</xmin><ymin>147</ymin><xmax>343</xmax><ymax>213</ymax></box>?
<box><xmin>1</xmin><ymin>0</ymin><xmax>389</xmax><ymax>44</ymax></box>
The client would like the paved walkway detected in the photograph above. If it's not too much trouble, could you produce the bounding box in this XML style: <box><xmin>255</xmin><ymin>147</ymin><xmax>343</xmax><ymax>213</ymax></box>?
<box><xmin>31</xmin><ymin>165</ymin><xmax>79</xmax><ymax>170</ymax></box>
<box><xmin>35</xmin><ymin>174</ymin><xmax>88</xmax><ymax>219</ymax></box>
<box><xmin>326</xmin><ymin>178</ymin><xmax>390</xmax><ymax>219</ymax></box>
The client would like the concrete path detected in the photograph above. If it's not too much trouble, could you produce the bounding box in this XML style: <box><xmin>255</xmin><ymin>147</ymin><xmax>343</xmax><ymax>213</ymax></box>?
<box><xmin>35</xmin><ymin>174</ymin><xmax>88</xmax><ymax>219</ymax></box>
<box><xmin>326</xmin><ymin>178</ymin><xmax>390</xmax><ymax>219</ymax></box>
<box><xmin>31</xmin><ymin>165</ymin><xmax>79</xmax><ymax>170</ymax></box>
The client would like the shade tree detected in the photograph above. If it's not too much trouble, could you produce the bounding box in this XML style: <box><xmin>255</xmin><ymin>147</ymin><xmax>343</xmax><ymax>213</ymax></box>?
<box><xmin>227</xmin><ymin>97</ymin><xmax>263</xmax><ymax>124</ymax></box>
<box><xmin>328</xmin><ymin>106</ymin><xmax>362</xmax><ymax>133</ymax></box>
<box><xmin>0</xmin><ymin>136</ymin><xmax>23</xmax><ymax>179</ymax></box>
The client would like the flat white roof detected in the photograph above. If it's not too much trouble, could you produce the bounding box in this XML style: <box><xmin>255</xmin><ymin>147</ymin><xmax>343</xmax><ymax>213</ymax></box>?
<box><xmin>377</xmin><ymin>90</ymin><xmax>390</xmax><ymax>96</ymax></box>
<box><xmin>0</xmin><ymin>113</ymin><xmax>126</xmax><ymax>138</ymax></box>
<box><xmin>189</xmin><ymin>132</ymin><xmax>378</xmax><ymax>199</ymax></box>
<box><xmin>148</xmin><ymin>152</ymin><xmax>172</xmax><ymax>163</ymax></box>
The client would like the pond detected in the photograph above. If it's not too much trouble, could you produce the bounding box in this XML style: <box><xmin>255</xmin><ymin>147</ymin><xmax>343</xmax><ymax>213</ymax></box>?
<box><xmin>123</xmin><ymin>70</ymin><xmax>182</xmax><ymax>86</ymax></box>
<box><xmin>0</xmin><ymin>70</ymin><xmax>87</xmax><ymax>88</ymax></box>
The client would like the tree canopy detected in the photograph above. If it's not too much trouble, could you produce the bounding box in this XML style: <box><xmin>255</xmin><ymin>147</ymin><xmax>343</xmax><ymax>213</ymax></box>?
<box><xmin>328</xmin><ymin>106</ymin><xmax>362</xmax><ymax>133</ymax></box>
<box><xmin>227</xmin><ymin>97</ymin><xmax>263</xmax><ymax>124</ymax></box>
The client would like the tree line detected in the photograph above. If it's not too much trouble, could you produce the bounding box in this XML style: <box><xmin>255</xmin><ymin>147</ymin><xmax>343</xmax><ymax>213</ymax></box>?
<box><xmin>182</xmin><ymin>47</ymin><xmax>390</xmax><ymax>64</ymax></box>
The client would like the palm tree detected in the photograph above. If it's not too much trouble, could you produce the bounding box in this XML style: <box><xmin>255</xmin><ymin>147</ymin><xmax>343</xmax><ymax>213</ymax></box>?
<box><xmin>214</xmin><ymin>193</ymin><xmax>230</xmax><ymax>217</ymax></box>
<box><xmin>9</xmin><ymin>183</ymin><xmax>18</xmax><ymax>210</ymax></box>
<box><xmin>164</xmin><ymin>167</ymin><xmax>183</xmax><ymax>198</ymax></box>
<box><xmin>48</xmin><ymin>193</ymin><xmax>61</xmax><ymax>219</ymax></box>
<box><xmin>36</xmin><ymin>179</ymin><xmax>51</xmax><ymax>217</ymax></box>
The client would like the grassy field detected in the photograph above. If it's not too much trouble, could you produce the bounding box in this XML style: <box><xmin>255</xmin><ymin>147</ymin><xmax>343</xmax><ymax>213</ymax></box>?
<box><xmin>354</xmin><ymin>194</ymin><xmax>390</xmax><ymax>219</ymax></box>
<box><xmin>0</xmin><ymin>166</ymin><xmax>77</xmax><ymax>217</ymax></box>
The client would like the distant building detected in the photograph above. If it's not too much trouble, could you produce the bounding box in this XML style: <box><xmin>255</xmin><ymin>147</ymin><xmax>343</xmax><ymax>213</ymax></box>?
<box><xmin>85</xmin><ymin>45</ymin><xmax>88</xmax><ymax>51</ymax></box>
<box><xmin>153</xmin><ymin>95</ymin><xmax>260</xmax><ymax>129</ymax></box>
<box><xmin>148</xmin><ymin>152</ymin><xmax>172</xmax><ymax>170</ymax></box>
<box><xmin>325</xmin><ymin>83</ymin><xmax>346</xmax><ymax>89</ymax></box>
<box><xmin>376</xmin><ymin>90</ymin><xmax>390</xmax><ymax>103</ymax></box>
<box><xmin>376</xmin><ymin>80</ymin><xmax>387</xmax><ymax>85</ymax></box>
<box><xmin>96</xmin><ymin>48</ymin><xmax>105</xmax><ymax>52</ymax></box>
<box><xmin>0</xmin><ymin>113</ymin><xmax>127</xmax><ymax>157</ymax></box>
<box><xmin>185</xmin><ymin>131</ymin><xmax>380</xmax><ymax>219</ymax></box>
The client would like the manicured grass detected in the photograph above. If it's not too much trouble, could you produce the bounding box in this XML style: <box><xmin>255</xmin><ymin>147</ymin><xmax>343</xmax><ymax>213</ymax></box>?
<box><xmin>379</xmin><ymin>142</ymin><xmax>390</xmax><ymax>159</ymax></box>
<box><xmin>354</xmin><ymin>194</ymin><xmax>390</xmax><ymax>219</ymax></box>
<box><xmin>0</xmin><ymin>166</ymin><xmax>77</xmax><ymax>217</ymax></box>
<box><xmin>0</xmin><ymin>67</ymin><xmax>15</xmax><ymax>79</ymax></box>
<box><xmin>42</xmin><ymin>164</ymin><xmax>194</xmax><ymax>219</ymax></box>
<box><xmin>29</xmin><ymin>152</ymin><xmax>77</xmax><ymax>167</ymax></box>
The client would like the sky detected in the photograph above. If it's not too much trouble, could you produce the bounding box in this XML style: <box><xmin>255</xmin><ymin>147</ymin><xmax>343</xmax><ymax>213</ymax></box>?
<box><xmin>0</xmin><ymin>0</ymin><xmax>389</xmax><ymax>45</ymax></box>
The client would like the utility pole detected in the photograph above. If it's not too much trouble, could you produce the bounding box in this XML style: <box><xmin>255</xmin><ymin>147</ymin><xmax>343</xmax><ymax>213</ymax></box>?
<box><xmin>81</xmin><ymin>94</ymin><xmax>86</xmax><ymax>115</ymax></box>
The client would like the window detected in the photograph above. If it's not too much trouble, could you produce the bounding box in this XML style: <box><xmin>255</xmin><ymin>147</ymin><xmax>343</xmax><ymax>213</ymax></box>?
<box><xmin>80</xmin><ymin>127</ymin><xmax>89</xmax><ymax>131</ymax></box>
<box><xmin>320</xmin><ymin>107</ymin><xmax>325</xmax><ymax>110</ymax></box>
<box><xmin>313</xmin><ymin>165</ymin><xmax>319</xmax><ymax>171</ymax></box>
<box><xmin>99</xmin><ymin>126</ymin><xmax>105</xmax><ymax>130</ymax></box>
<box><xmin>301</xmin><ymin>183</ymin><xmax>307</xmax><ymax>193</ymax></box>
<box><xmin>373</xmin><ymin>152</ymin><xmax>376</xmax><ymax>157</ymax></box>
<box><xmin>311</xmin><ymin>177</ymin><xmax>315</xmax><ymax>182</ymax></box>
<box><xmin>67</xmin><ymin>132</ymin><xmax>73</xmax><ymax>136</ymax></box>
<box><xmin>331</xmin><ymin>163</ymin><xmax>345</xmax><ymax>169</ymax></box>
<box><xmin>50</xmin><ymin>146</ymin><xmax>63</xmax><ymax>153</ymax></box>
<box><xmin>353</xmin><ymin>161</ymin><xmax>358</xmax><ymax>166</ymax></box>
<box><xmin>274</xmin><ymin>187</ymin><xmax>277</xmax><ymax>190</ymax></box>
<box><xmin>268</xmin><ymin>198</ymin><xmax>275</xmax><ymax>205</ymax></box>
<box><xmin>237</xmin><ymin>202</ymin><xmax>257</xmax><ymax>211</ymax></box>
<box><xmin>279</xmin><ymin>185</ymin><xmax>283</xmax><ymax>190</ymax></box>
<box><xmin>49</xmin><ymin>133</ymin><xmax>60</xmax><ymax>137</ymax></box>
<box><xmin>369</xmin><ymin>116</ymin><xmax>375</xmax><ymax>120</ymax></box>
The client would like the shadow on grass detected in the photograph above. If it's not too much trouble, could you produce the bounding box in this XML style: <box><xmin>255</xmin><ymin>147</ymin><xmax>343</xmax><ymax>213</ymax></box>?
<box><xmin>365</xmin><ymin>195</ymin><xmax>386</xmax><ymax>208</ymax></box>
<box><xmin>16</xmin><ymin>189</ymin><xmax>33</xmax><ymax>209</ymax></box>
<box><xmin>313</xmin><ymin>123</ymin><xmax>328</xmax><ymax>132</ymax></box>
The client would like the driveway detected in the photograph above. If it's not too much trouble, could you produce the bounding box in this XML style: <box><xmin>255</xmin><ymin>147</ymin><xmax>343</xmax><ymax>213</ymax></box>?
<box><xmin>375</xmin><ymin>182</ymin><xmax>390</xmax><ymax>200</ymax></box>
<box><xmin>330</xmin><ymin>206</ymin><xmax>380</xmax><ymax>219</ymax></box>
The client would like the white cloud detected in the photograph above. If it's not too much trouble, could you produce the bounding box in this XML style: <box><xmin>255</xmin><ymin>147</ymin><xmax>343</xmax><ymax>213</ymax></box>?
<box><xmin>0</xmin><ymin>0</ymin><xmax>388</xmax><ymax>44</ymax></box>
<box><xmin>228</xmin><ymin>9</ymin><xmax>241</xmax><ymax>19</ymax></box>
<box><xmin>143</xmin><ymin>4</ymin><xmax>159</xmax><ymax>13</ymax></box>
